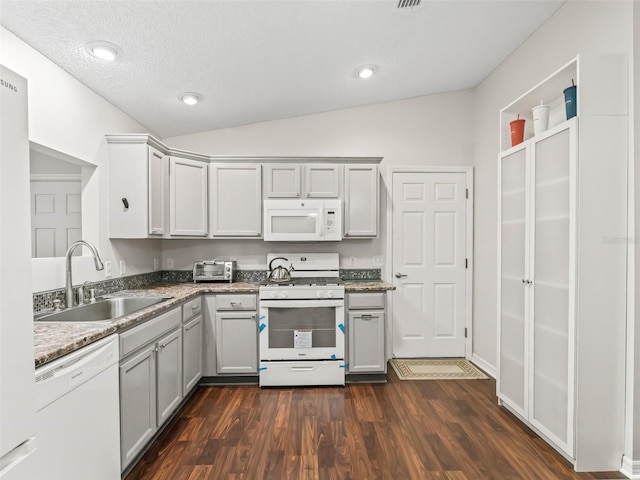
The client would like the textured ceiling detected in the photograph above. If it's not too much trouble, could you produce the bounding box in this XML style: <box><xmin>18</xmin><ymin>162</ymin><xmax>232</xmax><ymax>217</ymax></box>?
<box><xmin>0</xmin><ymin>0</ymin><xmax>564</xmax><ymax>138</ymax></box>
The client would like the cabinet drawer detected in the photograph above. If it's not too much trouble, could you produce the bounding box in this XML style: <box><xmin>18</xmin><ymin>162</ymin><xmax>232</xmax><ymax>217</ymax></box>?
<box><xmin>347</xmin><ymin>292</ymin><xmax>385</xmax><ymax>310</ymax></box>
<box><xmin>182</xmin><ymin>297</ymin><xmax>202</xmax><ymax>322</ymax></box>
<box><xmin>216</xmin><ymin>294</ymin><xmax>256</xmax><ymax>311</ymax></box>
<box><xmin>120</xmin><ymin>307</ymin><xmax>181</xmax><ymax>358</ymax></box>
<box><xmin>259</xmin><ymin>361</ymin><xmax>344</xmax><ymax>387</ymax></box>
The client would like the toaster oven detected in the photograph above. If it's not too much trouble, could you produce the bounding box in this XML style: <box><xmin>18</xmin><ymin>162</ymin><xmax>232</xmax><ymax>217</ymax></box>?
<box><xmin>193</xmin><ymin>260</ymin><xmax>236</xmax><ymax>282</ymax></box>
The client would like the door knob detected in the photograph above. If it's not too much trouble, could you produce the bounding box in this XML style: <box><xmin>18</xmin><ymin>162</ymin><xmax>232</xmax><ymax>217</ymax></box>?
<box><xmin>395</xmin><ymin>272</ymin><xmax>407</xmax><ymax>278</ymax></box>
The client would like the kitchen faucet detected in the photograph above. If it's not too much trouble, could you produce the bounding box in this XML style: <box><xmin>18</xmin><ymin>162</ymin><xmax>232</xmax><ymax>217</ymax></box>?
<box><xmin>65</xmin><ymin>240</ymin><xmax>104</xmax><ymax>308</ymax></box>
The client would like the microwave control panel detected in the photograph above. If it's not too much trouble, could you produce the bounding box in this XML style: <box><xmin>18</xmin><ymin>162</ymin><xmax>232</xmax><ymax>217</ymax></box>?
<box><xmin>324</xmin><ymin>208</ymin><xmax>341</xmax><ymax>240</ymax></box>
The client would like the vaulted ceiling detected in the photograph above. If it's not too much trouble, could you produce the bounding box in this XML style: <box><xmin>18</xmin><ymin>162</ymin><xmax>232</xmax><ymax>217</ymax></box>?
<box><xmin>0</xmin><ymin>0</ymin><xmax>564</xmax><ymax>138</ymax></box>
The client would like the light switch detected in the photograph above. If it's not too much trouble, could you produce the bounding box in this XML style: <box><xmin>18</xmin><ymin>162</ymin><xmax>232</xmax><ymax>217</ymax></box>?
<box><xmin>104</xmin><ymin>261</ymin><xmax>112</xmax><ymax>278</ymax></box>
<box><xmin>154</xmin><ymin>258</ymin><xmax>159</xmax><ymax>271</ymax></box>
<box><xmin>119</xmin><ymin>260</ymin><xmax>126</xmax><ymax>275</ymax></box>
<box><xmin>167</xmin><ymin>258</ymin><xmax>174</xmax><ymax>269</ymax></box>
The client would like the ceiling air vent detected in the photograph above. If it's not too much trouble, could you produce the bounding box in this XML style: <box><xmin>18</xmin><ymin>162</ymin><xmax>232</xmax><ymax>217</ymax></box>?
<box><xmin>397</xmin><ymin>0</ymin><xmax>420</xmax><ymax>9</ymax></box>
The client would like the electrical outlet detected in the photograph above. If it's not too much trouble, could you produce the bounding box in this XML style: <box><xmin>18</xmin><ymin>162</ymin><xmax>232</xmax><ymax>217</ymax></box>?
<box><xmin>373</xmin><ymin>256</ymin><xmax>383</xmax><ymax>267</ymax></box>
<box><xmin>167</xmin><ymin>258</ymin><xmax>174</xmax><ymax>269</ymax></box>
<box><xmin>154</xmin><ymin>258</ymin><xmax>159</xmax><ymax>271</ymax></box>
<box><xmin>349</xmin><ymin>256</ymin><xmax>356</xmax><ymax>266</ymax></box>
<box><xmin>104</xmin><ymin>261</ymin><xmax>112</xmax><ymax>278</ymax></box>
<box><xmin>119</xmin><ymin>260</ymin><xmax>126</xmax><ymax>275</ymax></box>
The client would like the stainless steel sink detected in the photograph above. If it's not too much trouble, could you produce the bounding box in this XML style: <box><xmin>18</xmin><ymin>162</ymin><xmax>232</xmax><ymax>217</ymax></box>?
<box><xmin>35</xmin><ymin>296</ymin><xmax>172</xmax><ymax>322</ymax></box>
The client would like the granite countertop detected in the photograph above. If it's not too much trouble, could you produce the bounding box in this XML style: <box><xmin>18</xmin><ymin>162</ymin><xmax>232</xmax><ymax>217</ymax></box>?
<box><xmin>34</xmin><ymin>280</ymin><xmax>395</xmax><ymax>368</ymax></box>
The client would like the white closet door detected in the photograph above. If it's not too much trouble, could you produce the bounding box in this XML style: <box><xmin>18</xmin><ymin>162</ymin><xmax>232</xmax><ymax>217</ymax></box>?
<box><xmin>530</xmin><ymin>124</ymin><xmax>574</xmax><ymax>454</ymax></box>
<box><xmin>498</xmin><ymin>146</ymin><xmax>529</xmax><ymax>416</ymax></box>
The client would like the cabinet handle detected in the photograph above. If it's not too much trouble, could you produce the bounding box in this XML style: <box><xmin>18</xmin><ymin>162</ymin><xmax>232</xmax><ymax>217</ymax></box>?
<box><xmin>192</xmin><ymin>305</ymin><xmax>198</xmax><ymax>311</ymax></box>
<box><xmin>395</xmin><ymin>272</ymin><xmax>407</xmax><ymax>278</ymax></box>
<box><xmin>360</xmin><ymin>314</ymin><xmax>374</xmax><ymax>321</ymax></box>
<box><xmin>159</xmin><ymin>343</ymin><xmax>167</xmax><ymax>349</ymax></box>
<box><xmin>230</xmin><ymin>301</ymin><xmax>242</xmax><ymax>307</ymax></box>
<box><xmin>185</xmin><ymin>325</ymin><xmax>193</xmax><ymax>331</ymax></box>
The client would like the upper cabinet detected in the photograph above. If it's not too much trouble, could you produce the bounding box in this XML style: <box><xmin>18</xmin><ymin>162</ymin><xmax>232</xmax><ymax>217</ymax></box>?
<box><xmin>107</xmin><ymin>135</ymin><xmax>210</xmax><ymax>239</ymax></box>
<box><xmin>107</xmin><ymin>135</ymin><xmax>382</xmax><ymax>241</ymax></box>
<box><xmin>210</xmin><ymin>164</ymin><xmax>262</xmax><ymax>238</ymax></box>
<box><xmin>265</xmin><ymin>164</ymin><xmax>340</xmax><ymax>198</ymax></box>
<box><xmin>107</xmin><ymin>138</ymin><xmax>168</xmax><ymax>239</ymax></box>
<box><xmin>343</xmin><ymin>165</ymin><xmax>378</xmax><ymax>238</ymax></box>
<box><xmin>169</xmin><ymin>157</ymin><xmax>208</xmax><ymax>236</ymax></box>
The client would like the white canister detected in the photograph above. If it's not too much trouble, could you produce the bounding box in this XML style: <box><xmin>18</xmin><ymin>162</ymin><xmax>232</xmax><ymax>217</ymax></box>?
<box><xmin>532</xmin><ymin>104</ymin><xmax>550</xmax><ymax>136</ymax></box>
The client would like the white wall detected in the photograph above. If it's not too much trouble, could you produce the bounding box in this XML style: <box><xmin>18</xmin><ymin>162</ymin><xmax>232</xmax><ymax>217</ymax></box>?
<box><xmin>0</xmin><ymin>27</ymin><xmax>162</xmax><ymax>292</ymax></box>
<box><xmin>472</xmin><ymin>0</ymin><xmax>632</xmax><ymax>369</ymax></box>
<box><xmin>163</xmin><ymin>89</ymin><xmax>475</xmax><ymax>272</ymax></box>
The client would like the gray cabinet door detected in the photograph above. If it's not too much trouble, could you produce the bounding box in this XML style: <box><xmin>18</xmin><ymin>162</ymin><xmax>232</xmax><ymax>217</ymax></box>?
<box><xmin>344</xmin><ymin>165</ymin><xmax>378</xmax><ymax>237</ymax></box>
<box><xmin>119</xmin><ymin>344</ymin><xmax>157</xmax><ymax>471</ymax></box>
<box><xmin>348</xmin><ymin>310</ymin><xmax>385</xmax><ymax>373</ymax></box>
<box><xmin>156</xmin><ymin>328</ymin><xmax>183</xmax><ymax>425</ymax></box>
<box><xmin>215</xmin><ymin>312</ymin><xmax>257</xmax><ymax>374</ymax></box>
<box><xmin>210</xmin><ymin>164</ymin><xmax>262</xmax><ymax>237</ymax></box>
<box><xmin>182</xmin><ymin>315</ymin><xmax>203</xmax><ymax>395</ymax></box>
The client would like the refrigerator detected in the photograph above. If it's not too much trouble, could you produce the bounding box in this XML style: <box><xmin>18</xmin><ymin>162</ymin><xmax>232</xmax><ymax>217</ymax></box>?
<box><xmin>0</xmin><ymin>65</ymin><xmax>38</xmax><ymax>478</ymax></box>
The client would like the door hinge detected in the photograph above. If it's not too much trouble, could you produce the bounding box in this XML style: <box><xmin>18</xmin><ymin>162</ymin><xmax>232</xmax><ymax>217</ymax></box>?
<box><xmin>466</xmin><ymin>188</ymin><xmax>469</xmax><ymax>199</ymax></box>
<box><xmin>465</xmin><ymin>327</ymin><xmax>468</xmax><ymax>338</ymax></box>
<box><xmin>465</xmin><ymin>258</ymin><xmax>468</xmax><ymax>269</ymax></box>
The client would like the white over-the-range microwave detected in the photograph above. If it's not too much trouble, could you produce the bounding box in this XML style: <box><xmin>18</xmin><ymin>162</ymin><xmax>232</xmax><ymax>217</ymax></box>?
<box><xmin>263</xmin><ymin>199</ymin><xmax>341</xmax><ymax>241</ymax></box>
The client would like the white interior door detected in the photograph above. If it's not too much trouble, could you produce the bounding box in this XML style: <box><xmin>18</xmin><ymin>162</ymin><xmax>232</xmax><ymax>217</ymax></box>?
<box><xmin>391</xmin><ymin>171</ymin><xmax>468</xmax><ymax>358</ymax></box>
<box><xmin>30</xmin><ymin>180</ymin><xmax>82</xmax><ymax>257</ymax></box>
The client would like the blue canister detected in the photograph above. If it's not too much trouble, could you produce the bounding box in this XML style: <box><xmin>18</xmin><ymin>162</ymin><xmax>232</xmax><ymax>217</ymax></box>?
<box><xmin>564</xmin><ymin>85</ymin><xmax>577</xmax><ymax>119</ymax></box>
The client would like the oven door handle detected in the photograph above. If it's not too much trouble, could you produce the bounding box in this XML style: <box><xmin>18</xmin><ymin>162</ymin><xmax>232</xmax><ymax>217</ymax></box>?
<box><xmin>260</xmin><ymin>299</ymin><xmax>344</xmax><ymax>308</ymax></box>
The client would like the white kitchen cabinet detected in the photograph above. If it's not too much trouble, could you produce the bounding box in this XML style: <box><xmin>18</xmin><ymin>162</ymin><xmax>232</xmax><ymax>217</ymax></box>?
<box><xmin>119</xmin><ymin>344</ymin><xmax>156</xmax><ymax>470</ymax></box>
<box><xmin>305</xmin><ymin>164</ymin><xmax>341</xmax><ymax>197</ymax></box>
<box><xmin>265</xmin><ymin>164</ymin><xmax>300</xmax><ymax>197</ymax></box>
<box><xmin>215</xmin><ymin>294</ymin><xmax>258</xmax><ymax>374</ymax></box>
<box><xmin>265</xmin><ymin>163</ymin><xmax>340</xmax><ymax>198</ymax></box>
<box><xmin>202</xmin><ymin>295</ymin><xmax>258</xmax><ymax>377</ymax></box>
<box><xmin>343</xmin><ymin>165</ymin><xmax>378</xmax><ymax>237</ymax></box>
<box><xmin>169</xmin><ymin>156</ymin><xmax>208</xmax><ymax>236</ymax></box>
<box><xmin>497</xmin><ymin>54</ymin><xmax>628</xmax><ymax>472</ymax></box>
<box><xmin>347</xmin><ymin>292</ymin><xmax>386</xmax><ymax>373</ymax></box>
<box><xmin>107</xmin><ymin>138</ymin><xmax>168</xmax><ymax>238</ymax></box>
<box><xmin>210</xmin><ymin>164</ymin><xmax>262</xmax><ymax>237</ymax></box>
<box><xmin>156</xmin><ymin>328</ymin><xmax>183</xmax><ymax>425</ymax></box>
<box><xmin>118</xmin><ymin>306</ymin><xmax>183</xmax><ymax>472</ymax></box>
<box><xmin>182</xmin><ymin>297</ymin><xmax>203</xmax><ymax>395</ymax></box>
<box><xmin>215</xmin><ymin>312</ymin><xmax>258</xmax><ymax>374</ymax></box>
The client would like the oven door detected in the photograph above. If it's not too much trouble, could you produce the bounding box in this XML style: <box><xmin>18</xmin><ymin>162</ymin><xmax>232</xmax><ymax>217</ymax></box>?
<box><xmin>259</xmin><ymin>299</ymin><xmax>345</xmax><ymax>361</ymax></box>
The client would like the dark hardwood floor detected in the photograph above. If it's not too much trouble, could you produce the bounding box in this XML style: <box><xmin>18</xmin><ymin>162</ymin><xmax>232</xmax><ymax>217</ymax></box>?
<box><xmin>125</xmin><ymin>368</ymin><xmax>624</xmax><ymax>480</ymax></box>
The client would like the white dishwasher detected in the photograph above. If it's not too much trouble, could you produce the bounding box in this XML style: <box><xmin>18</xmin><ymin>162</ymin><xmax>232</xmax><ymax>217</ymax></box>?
<box><xmin>34</xmin><ymin>334</ymin><xmax>120</xmax><ymax>480</ymax></box>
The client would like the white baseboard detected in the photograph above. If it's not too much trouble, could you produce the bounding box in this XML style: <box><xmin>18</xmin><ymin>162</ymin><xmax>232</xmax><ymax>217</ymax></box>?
<box><xmin>621</xmin><ymin>455</ymin><xmax>640</xmax><ymax>479</ymax></box>
<box><xmin>470</xmin><ymin>354</ymin><xmax>496</xmax><ymax>378</ymax></box>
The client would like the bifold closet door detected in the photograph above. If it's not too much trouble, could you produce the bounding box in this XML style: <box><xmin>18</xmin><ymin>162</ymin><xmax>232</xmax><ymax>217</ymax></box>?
<box><xmin>530</xmin><ymin>125</ymin><xmax>574</xmax><ymax>454</ymax></box>
<box><xmin>498</xmin><ymin>146</ymin><xmax>528</xmax><ymax>416</ymax></box>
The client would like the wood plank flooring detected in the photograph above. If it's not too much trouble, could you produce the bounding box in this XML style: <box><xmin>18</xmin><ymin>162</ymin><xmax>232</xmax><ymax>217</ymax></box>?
<box><xmin>125</xmin><ymin>368</ymin><xmax>624</xmax><ymax>480</ymax></box>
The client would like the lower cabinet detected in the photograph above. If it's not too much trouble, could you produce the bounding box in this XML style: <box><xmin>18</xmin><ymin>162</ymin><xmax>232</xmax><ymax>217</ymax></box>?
<box><xmin>202</xmin><ymin>294</ymin><xmax>258</xmax><ymax>376</ymax></box>
<box><xmin>182</xmin><ymin>296</ymin><xmax>203</xmax><ymax>395</ymax></box>
<box><xmin>347</xmin><ymin>292</ymin><xmax>386</xmax><ymax>374</ymax></box>
<box><xmin>119</xmin><ymin>306</ymin><xmax>183</xmax><ymax>472</ymax></box>
<box><xmin>182</xmin><ymin>314</ymin><xmax>203</xmax><ymax>394</ymax></box>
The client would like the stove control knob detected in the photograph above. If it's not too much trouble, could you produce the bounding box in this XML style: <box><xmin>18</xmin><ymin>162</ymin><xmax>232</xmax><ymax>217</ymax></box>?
<box><xmin>327</xmin><ymin>291</ymin><xmax>334</xmax><ymax>298</ymax></box>
<box><xmin>270</xmin><ymin>292</ymin><xmax>278</xmax><ymax>299</ymax></box>
<box><xmin>280</xmin><ymin>292</ymin><xmax>289</xmax><ymax>299</ymax></box>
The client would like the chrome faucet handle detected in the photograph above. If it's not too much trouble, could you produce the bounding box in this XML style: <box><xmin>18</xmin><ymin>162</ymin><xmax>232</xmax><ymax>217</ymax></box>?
<box><xmin>89</xmin><ymin>289</ymin><xmax>96</xmax><ymax>303</ymax></box>
<box><xmin>52</xmin><ymin>299</ymin><xmax>62</xmax><ymax>311</ymax></box>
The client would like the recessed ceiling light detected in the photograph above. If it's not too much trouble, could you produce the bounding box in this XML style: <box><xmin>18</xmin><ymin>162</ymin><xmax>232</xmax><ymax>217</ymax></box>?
<box><xmin>181</xmin><ymin>93</ymin><xmax>200</xmax><ymax>106</ymax></box>
<box><xmin>356</xmin><ymin>65</ymin><xmax>376</xmax><ymax>79</ymax></box>
<box><xmin>86</xmin><ymin>41</ymin><xmax>120</xmax><ymax>61</ymax></box>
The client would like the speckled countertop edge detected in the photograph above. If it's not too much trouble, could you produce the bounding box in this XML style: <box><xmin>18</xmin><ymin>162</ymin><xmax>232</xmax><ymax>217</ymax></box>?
<box><xmin>34</xmin><ymin>280</ymin><xmax>395</xmax><ymax>368</ymax></box>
